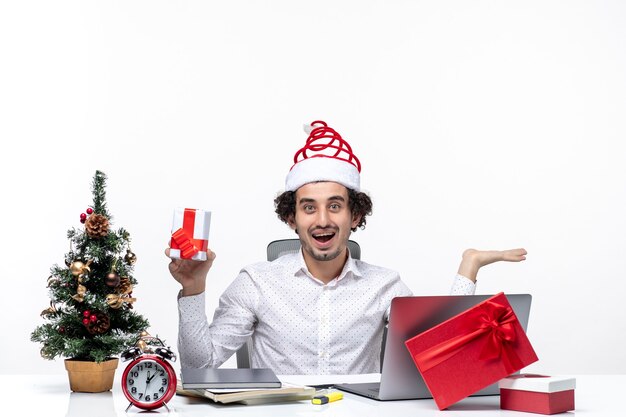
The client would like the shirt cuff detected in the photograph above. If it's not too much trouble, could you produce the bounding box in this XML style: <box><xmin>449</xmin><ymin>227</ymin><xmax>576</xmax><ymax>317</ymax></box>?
<box><xmin>450</xmin><ymin>273</ymin><xmax>476</xmax><ymax>295</ymax></box>
<box><xmin>177</xmin><ymin>291</ymin><xmax>207</xmax><ymax>323</ymax></box>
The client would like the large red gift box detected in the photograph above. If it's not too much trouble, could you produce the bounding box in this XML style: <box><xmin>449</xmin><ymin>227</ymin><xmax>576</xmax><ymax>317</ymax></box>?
<box><xmin>499</xmin><ymin>374</ymin><xmax>576</xmax><ymax>414</ymax></box>
<box><xmin>404</xmin><ymin>292</ymin><xmax>539</xmax><ymax>410</ymax></box>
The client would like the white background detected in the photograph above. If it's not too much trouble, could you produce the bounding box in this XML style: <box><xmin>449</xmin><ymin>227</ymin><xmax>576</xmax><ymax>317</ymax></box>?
<box><xmin>1</xmin><ymin>1</ymin><xmax>624</xmax><ymax>375</ymax></box>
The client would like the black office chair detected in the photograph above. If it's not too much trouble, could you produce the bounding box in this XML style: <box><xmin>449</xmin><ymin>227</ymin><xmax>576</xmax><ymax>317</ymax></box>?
<box><xmin>235</xmin><ymin>239</ymin><xmax>387</xmax><ymax>371</ymax></box>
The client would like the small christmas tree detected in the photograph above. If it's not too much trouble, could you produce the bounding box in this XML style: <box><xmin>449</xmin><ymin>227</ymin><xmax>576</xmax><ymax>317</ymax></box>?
<box><xmin>32</xmin><ymin>170</ymin><xmax>149</xmax><ymax>363</ymax></box>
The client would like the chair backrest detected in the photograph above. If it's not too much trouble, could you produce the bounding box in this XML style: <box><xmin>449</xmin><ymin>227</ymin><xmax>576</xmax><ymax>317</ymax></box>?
<box><xmin>266</xmin><ymin>238</ymin><xmax>361</xmax><ymax>262</ymax></box>
<box><xmin>237</xmin><ymin>239</ymin><xmax>386</xmax><ymax>370</ymax></box>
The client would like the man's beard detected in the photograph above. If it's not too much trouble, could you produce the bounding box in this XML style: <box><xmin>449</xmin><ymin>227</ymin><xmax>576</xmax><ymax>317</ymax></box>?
<box><xmin>306</xmin><ymin>245</ymin><xmax>343</xmax><ymax>262</ymax></box>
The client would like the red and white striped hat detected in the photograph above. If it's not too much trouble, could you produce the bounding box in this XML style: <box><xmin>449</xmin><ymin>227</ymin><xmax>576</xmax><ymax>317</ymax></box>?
<box><xmin>285</xmin><ymin>120</ymin><xmax>361</xmax><ymax>192</ymax></box>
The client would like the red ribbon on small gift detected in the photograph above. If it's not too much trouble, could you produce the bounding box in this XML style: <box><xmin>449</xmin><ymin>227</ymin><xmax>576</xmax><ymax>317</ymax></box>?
<box><xmin>412</xmin><ymin>300</ymin><xmax>524</xmax><ymax>375</ymax></box>
<box><xmin>171</xmin><ymin>208</ymin><xmax>208</xmax><ymax>258</ymax></box>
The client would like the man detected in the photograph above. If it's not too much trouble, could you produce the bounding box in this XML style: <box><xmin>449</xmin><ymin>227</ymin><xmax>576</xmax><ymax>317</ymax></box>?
<box><xmin>167</xmin><ymin>120</ymin><xmax>527</xmax><ymax>374</ymax></box>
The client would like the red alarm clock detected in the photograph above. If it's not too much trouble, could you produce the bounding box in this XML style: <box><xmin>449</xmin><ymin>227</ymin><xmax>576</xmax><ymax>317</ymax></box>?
<box><xmin>121</xmin><ymin>334</ymin><xmax>177</xmax><ymax>411</ymax></box>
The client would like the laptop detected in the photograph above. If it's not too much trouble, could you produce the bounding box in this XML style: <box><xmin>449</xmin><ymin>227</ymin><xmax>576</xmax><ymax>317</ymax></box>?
<box><xmin>335</xmin><ymin>294</ymin><xmax>533</xmax><ymax>401</ymax></box>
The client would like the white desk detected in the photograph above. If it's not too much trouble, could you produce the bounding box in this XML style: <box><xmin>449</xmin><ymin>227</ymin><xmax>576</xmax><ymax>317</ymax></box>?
<box><xmin>2</xmin><ymin>374</ymin><xmax>623</xmax><ymax>416</ymax></box>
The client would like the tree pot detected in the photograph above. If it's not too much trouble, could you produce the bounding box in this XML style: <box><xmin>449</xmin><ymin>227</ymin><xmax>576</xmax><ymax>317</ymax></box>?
<box><xmin>64</xmin><ymin>358</ymin><xmax>119</xmax><ymax>393</ymax></box>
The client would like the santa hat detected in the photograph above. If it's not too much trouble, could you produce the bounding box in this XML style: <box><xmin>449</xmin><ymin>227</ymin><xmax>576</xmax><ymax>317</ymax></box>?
<box><xmin>285</xmin><ymin>120</ymin><xmax>361</xmax><ymax>192</ymax></box>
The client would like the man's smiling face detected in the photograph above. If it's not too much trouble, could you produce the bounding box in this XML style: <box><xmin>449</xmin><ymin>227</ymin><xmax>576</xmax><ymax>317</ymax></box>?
<box><xmin>289</xmin><ymin>181</ymin><xmax>360</xmax><ymax>263</ymax></box>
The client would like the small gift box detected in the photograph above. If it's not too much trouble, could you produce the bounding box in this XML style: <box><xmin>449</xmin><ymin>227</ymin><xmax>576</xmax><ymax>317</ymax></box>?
<box><xmin>169</xmin><ymin>208</ymin><xmax>211</xmax><ymax>261</ymax></box>
<box><xmin>499</xmin><ymin>374</ymin><xmax>576</xmax><ymax>415</ymax></box>
<box><xmin>404</xmin><ymin>292</ymin><xmax>539</xmax><ymax>410</ymax></box>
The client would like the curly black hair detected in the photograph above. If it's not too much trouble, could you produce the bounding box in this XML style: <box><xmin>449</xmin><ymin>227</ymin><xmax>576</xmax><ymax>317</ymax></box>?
<box><xmin>274</xmin><ymin>186</ymin><xmax>373</xmax><ymax>232</ymax></box>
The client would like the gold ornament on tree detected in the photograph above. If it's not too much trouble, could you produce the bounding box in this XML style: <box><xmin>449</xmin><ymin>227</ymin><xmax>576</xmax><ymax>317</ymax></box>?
<box><xmin>105</xmin><ymin>293</ymin><xmax>136</xmax><ymax>309</ymax></box>
<box><xmin>124</xmin><ymin>248</ymin><xmax>137</xmax><ymax>265</ymax></box>
<box><xmin>106</xmin><ymin>277</ymin><xmax>136</xmax><ymax>309</ymax></box>
<box><xmin>71</xmin><ymin>281</ymin><xmax>87</xmax><ymax>303</ymax></box>
<box><xmin>70</xmin><ymin>259</ymin><xmax>92</xmax><ymax>277</ymax></box>
<box><xmin>85</xmin><ymin>213</ymin><xmax>110</xmax><ymax>238</ymax></box>
<box><xmin>70</xmin><ymin>261</ymin><xmax>91</xmax><ymax>303</ymax></box>
<box><xmin>121</xmin><ymin>230</ymin><xmax>136</xmax><ymax>265</ymax></box>
<box><xmin>136</xmin><ymin>331</ymin><xmax>153</xmax><ymax>353</ymax></box>
<box><xmin>137</xmin><ymin>339</ymin><xmax>148</xmax><ymax>352</ymax></box>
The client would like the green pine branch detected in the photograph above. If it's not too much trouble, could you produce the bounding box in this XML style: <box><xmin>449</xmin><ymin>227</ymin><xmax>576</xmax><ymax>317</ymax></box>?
<box><xmin>91</xmin><ymin>170</ymin><xmax>109</xmax><ymax>218</ymax></box>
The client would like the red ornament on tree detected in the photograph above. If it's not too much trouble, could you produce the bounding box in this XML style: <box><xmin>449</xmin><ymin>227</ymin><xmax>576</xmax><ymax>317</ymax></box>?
<box><xmin>82</xmin><ymin>318</ymin><xmax>89</xmax><ymax>326</ymax></box>
<box><xmin>80</xmin><ymin>213</ymin><xmax>87</xmax><ymax>221</ymax></box>
<box><xmin>86</xmin><ymin>208</ymin><xmax>94</xmax><ymax>214</ymax></box>
<box><xmin>90</xmin><ymin>314</ymin><xmax>97</xmax><ymax>323</ymax></box>
<box><xmin>83</xmin><ymin>310</ymin><xmax>90</xmax><ymax>318</ymax></box>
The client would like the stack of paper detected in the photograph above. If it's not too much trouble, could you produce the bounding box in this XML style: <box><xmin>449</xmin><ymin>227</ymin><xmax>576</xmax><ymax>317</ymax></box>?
<box><xmin>176</xmin><ymin>380</ymin><xmax>315</xmax><ymax>405</ymax></box>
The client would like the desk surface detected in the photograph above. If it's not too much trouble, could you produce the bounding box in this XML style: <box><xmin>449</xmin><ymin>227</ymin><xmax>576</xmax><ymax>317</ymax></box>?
<box><xmin>2</xmin><ymin>374</ymin><xmax>622</xmax><ymax>416</ymax></box>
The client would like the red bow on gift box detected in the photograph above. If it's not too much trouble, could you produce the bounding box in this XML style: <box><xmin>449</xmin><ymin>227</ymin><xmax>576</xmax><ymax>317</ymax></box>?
<box><xmin>413</xmin><ymin>300</ymin><xmax>524</xmax><ymax>375</ymax></box>
<box><xmin>170</xmin><ymin>208</ymin><xmax>208</xmax><ymax>259</ymax></box>
<box><xmin>171</xmin><ymin>228</ymin><xmax>199</xmax><ymax>258</ymax></box>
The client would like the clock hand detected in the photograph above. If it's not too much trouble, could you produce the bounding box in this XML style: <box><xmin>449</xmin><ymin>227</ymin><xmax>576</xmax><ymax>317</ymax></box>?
<box><xmin>147</xmin><ymin>370</ymin><xmax>158</xmax><ymax>384</ymax></box>
<box><xmin>142</xmin><ymin>372</ymin><xmax>150</xmax><ymax>399</ymax></box>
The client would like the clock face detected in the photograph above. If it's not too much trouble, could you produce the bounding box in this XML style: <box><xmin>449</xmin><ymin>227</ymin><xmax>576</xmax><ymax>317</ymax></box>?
<box><xmin>122</xmin><ymin>355</ymin><xmax>176</xmax><ymax>410</ymax></box>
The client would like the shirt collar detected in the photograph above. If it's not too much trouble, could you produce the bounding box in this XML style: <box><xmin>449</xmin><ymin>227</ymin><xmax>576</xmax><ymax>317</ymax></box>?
<box><xmin>293</xmin><ymin>247</ymin><xmax>363</xmax><ymax>286</ymax></box>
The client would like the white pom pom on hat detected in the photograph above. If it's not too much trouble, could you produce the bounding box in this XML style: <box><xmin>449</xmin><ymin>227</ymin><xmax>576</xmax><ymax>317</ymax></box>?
<box><xmin>285</xmin><ymin>120</ymin><xmax>361</xmax><ymax>192</ymax></box>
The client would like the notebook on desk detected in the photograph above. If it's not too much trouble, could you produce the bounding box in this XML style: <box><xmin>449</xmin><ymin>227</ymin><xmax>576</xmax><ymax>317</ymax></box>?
<box><xmin>335</xmin><ymin>294</ymin><xmax>533</xmax><ymax>401</ymax></box>
<box><xmin>181</xmin><ymin>367</ymin><xmax>282</xmax><ymax>389</ymax></box>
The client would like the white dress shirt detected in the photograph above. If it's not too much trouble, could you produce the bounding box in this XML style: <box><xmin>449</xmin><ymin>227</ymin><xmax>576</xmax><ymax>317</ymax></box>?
<box><xmin>178</xmin><ymin>250</ymin><xmax>476</xmax><ymax>374</ymax></box>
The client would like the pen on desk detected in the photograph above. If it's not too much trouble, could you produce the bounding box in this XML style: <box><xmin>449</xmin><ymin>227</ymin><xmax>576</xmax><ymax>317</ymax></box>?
<box><xmin>312</xmin><ymin>391</ymin><xmax>343</xmax><ymax>405</ymax></box>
